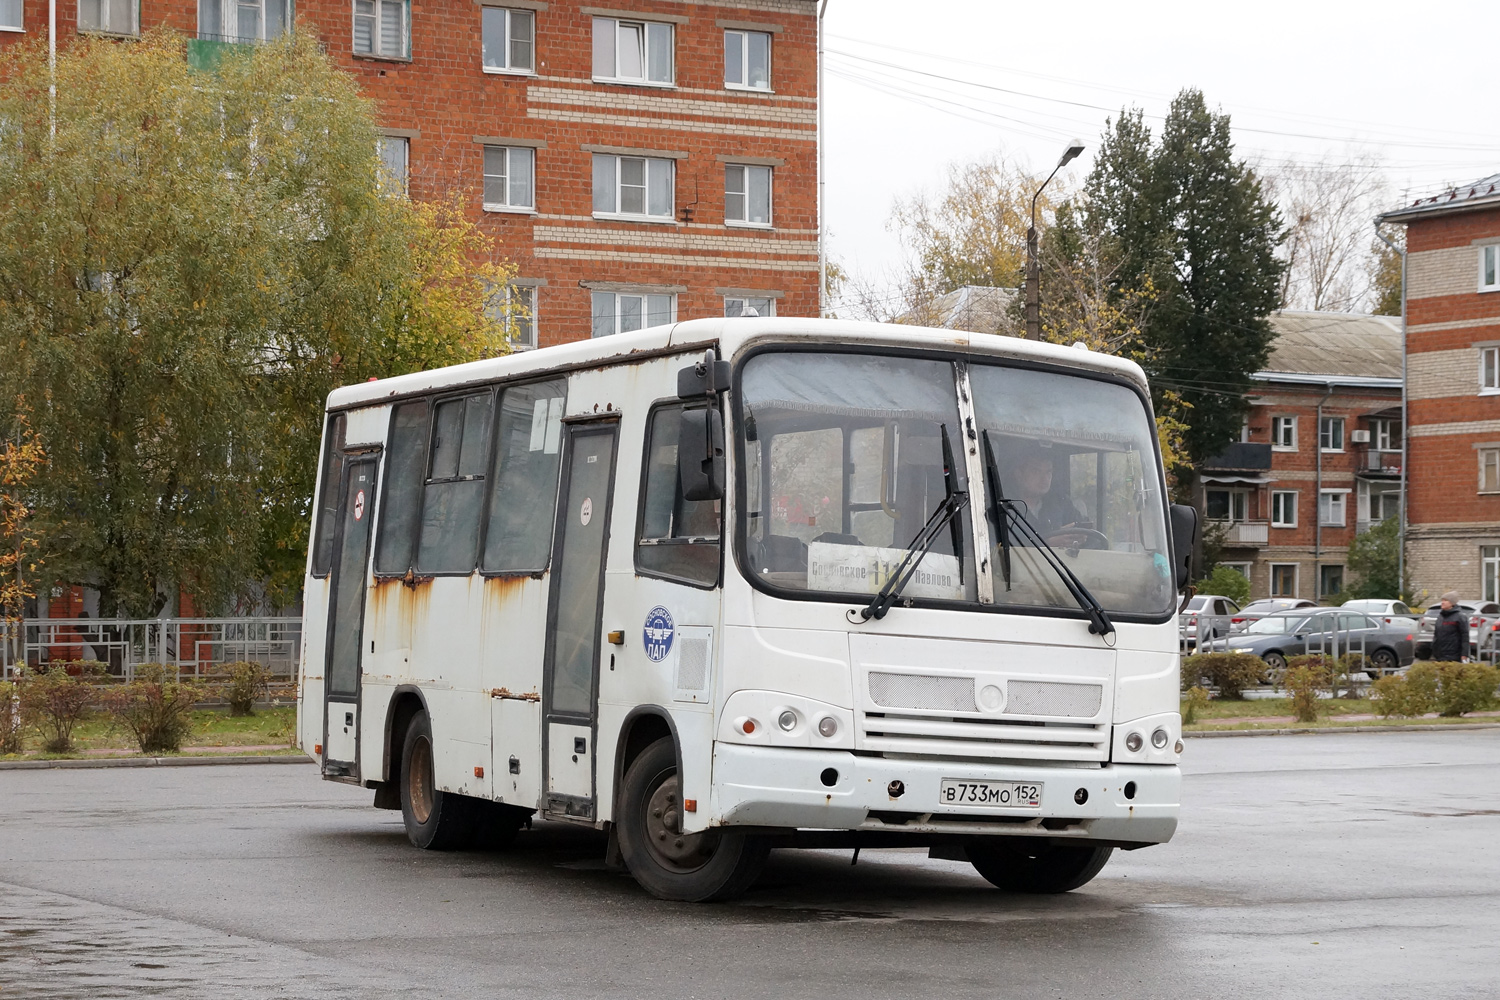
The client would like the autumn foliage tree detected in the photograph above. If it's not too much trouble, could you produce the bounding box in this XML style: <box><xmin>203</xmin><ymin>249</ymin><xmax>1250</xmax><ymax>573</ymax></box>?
<box><xmin>0</xmin><ymin>32</ymin><xmax>517</xmax><ymax>616</ymax></box>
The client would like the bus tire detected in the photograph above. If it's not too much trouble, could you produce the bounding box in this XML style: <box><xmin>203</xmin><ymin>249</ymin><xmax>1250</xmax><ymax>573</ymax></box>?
<box><xmin>617</xmin><ymin>737</ymin><xmax>768</xmax><ymax>902</ymax></box>
<box><xmin>399</xmin><ymin>710</ymin><xmax>474</xmax><ymax>851</ymax></box>
<box><xmin>966</xmin><ymin>839</ymin><xmax>1113</xmax><ymax>893</ymax></box>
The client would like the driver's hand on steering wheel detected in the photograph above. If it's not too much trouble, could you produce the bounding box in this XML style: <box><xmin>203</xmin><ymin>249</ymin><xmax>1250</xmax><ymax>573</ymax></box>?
<box><xmin>1046</xmin><ymin>523</ymin><xmax>1105</xmax><ymax>549</ymax></box>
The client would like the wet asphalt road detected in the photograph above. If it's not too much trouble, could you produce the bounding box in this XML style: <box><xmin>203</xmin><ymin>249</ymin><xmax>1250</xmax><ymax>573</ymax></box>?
<box><xmin>1</xmin><ymin>729</ymin><xmax>1498</xmax><ymax>1000</ymax></box>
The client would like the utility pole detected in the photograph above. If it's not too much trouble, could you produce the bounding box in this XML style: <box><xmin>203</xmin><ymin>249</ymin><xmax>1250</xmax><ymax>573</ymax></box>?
<box><xmin>1025</xmin><ymin>141</ymin><xmax>1084</xmax><ymax>339</ymax></box>
<box><xmin>1375</xmin><ymin>224</ymin><xmax>1408</xmax><ymax>599</ymax></box>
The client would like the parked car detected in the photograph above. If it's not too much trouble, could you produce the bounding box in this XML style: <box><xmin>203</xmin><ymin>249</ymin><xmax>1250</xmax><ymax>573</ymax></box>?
<box><xmin>1204</xmin><ymin>608</ymin><xmax>1415</xmax><ymax>677</ymax></box>
<box><xmin>1230</xmin><ymin>598</ymin><xmax>1317</xmax><ymax>632</ymax></box>
<box><xmin>1341</xmin><ymin>599</ymin><xmax>1420</xmax><ymax>630</ymax></box>
<box><xmin>1179</xmin><ymin>594</ymin><xmax>1241</xmax><ymax>648</ymax></box>
<box><xmin>1414</xmin><ymin>600</ymin><xmax>1500</xmax><ymax>659</ymax></box>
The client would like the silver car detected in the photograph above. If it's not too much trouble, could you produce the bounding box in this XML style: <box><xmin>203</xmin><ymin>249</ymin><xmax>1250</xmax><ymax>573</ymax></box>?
<box><xmin>1179</xmin><ymin>594</ymin><xmax>1241</xmax><ymax>648</ymax></box>
<box><xmin>1206</xmin><ymin>608</ymin><xmax>1416</xmax><ymax>677</ymax></box>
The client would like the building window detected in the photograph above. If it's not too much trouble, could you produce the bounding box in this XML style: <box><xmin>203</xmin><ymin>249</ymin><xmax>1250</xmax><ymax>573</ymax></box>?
<box><xmin>1481</xmin><ymin>448</ymin><xmax>1500</xmax><ymax>494</ymax></box>
<box><xmin>483</xmin><ymin>146</ymin><xmax>535</xmax><ymax>212</ymax></box>
<box><xmin>1482</xmin><ymin>245</ymin><xmax>1500</xmax><ymax>293</ymax></box>
<box><xmin>1271</xmin><ymin>490</ymin><xmax>1297</xmax><ymax>528</ymax></box>
<box><xmin>0</xmin><ymin>0</ymin><xmax>20</xmax><ymax>30</ymax></box>
<box><xmin>1319</xmin><ymin>416</ymin><xmax>1344</xmax><ymax>452</ymax></box>
<box><xmin>592</xmin><ymin>154</ymin><xmax>673</xmax><ymax>220</ymax></box>
<box><xmin>591</xmin><ymin>291</ymin><xmax>674</xmax><ymax>338</ymax></box>
<box><xmin>1272</xmin><ymin>415</ymin><xmax>1297</xmax><ymax>450</ymax></box>
<box><xmin>724</xmin><ymin>28</ymin><xmax>770</xmax><ymax>90</ymax></box>
<box><xmin>1320</xmin><ymin>565</ymin><xmax>1343</xmax><ymax>598</ymax></box>
<box><xmin>1372</xmin><ymin>418</ymin><xmax>1402</xmax><ymax>452</ymax></box>
<box><xmin>1270</xmin><ymin>563</ymin><xmax>1298</xmax><ymax>598</ymax></box>
<box><xmin>354</xmin><ymin>0</ymin><xmax>408</xmax><ymax>58</ymax></box>
<box><xmin>637</xmin><ymin>404</ymin><xmax>722</xmax><ymax>588</ymax></box>
<box><xmin>199</xmin><ymin>0</ymin><xmax>290</xmax><ymax>42</ymax></box>
<box><xmin>1482</xmin><ymin>346</ymin><xmax>1500</xmax><ymax>393</ymax></box>
<box><xmin>377</xmin><ymin>136</ymin><xmax>408</xmax><ymax>195</ymax></box>
<box><xmin>490</xmin><ymin>284</ymin><xmax>536</xmax><ymax>350</ymax></box>
<box><xmin>1206</xmin><ymin>489</ymin><xmax>1248</xmax><ymax>523</ymax></box>
<box><xmin>725</xmin><ymin>164</ymin><xmax>772</xmax><ymax>227</ymax></box>
<box><xmin>79</xmin><ymin>0</ymin><xmax>137</xmax><ymax>34</ymax></box>
<box><xmin>592</xmin><ymin>16</ymin><xmax>673</xmax><ymax>85</ymax></box>
<box><xmin>1367</xmin><ymin>487</ymin><xmax>1400</xmax><ymax>525</ymax></box>
<box><xmin>482</xmin><ymin>6</ymin><xmax>534</xmax><ymax>73</ymax></box>
<box><xmin>1484</xmin><ymin>546</ymin><xmax>1500</xmax><ymax>604</ymax></box>
<box><xmin>725</xmin><ymin>296</ymin><xmax>775</xmax><ymax>318</ymax></box>
<box><xmin>1220</xmin><ymin>562</ymin><xmax>1252</xmax><ymax>581</ymax></box>
<box><xmin>1319</xmin><ymin>490</ymin><xmax>1347</xmax><ymax>527</ymax></box>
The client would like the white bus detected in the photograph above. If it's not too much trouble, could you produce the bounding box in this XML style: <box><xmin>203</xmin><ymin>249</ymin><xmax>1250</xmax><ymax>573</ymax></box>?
<box><xmin>298</xmin><ymin>318</ymin><xmax>1197</xmax><ymax>901</ymax></box>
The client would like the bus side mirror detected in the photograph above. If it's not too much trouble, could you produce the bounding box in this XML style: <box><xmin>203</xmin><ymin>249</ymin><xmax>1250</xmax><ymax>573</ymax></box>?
<box><xmin>1169</xmin><ymin>503</ymin><xmax>1198</xmax><ymax>591</ymax></box>
<box><xmin>677</xmin><ymin>350</ymin><xmax>731</xmax><ymax>399</ymax></box>
<box><xmin>679</xmin><ymin>405</ymin><xmax>725</xmax><ymax>501</ymax></box>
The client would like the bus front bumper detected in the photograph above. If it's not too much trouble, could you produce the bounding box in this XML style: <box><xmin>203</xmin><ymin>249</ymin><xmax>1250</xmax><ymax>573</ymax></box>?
<box><xmin>708</xmin><ymin>743</ymin><xmax>1178</xmax><ymax>846</ymax></box>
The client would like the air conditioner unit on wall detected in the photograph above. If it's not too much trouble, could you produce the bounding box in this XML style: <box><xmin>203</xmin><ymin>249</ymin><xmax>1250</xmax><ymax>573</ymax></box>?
<box><xmin>1350</xmin><ymin>429</ymin><xmax>1371</xmax><ymax>444</ymax></box>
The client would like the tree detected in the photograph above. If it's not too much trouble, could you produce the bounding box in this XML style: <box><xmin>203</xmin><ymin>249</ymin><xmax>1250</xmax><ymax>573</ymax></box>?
<box><xmin>1369</xmin><ymin>228</ymin><xmax>1404</xmax><ymax>317</ymax></box>
<box><xmin>1079</xmin><ymin>91</ymin><xmax>1285</xmax><ymax>470</ymax></box>
<box><xmin>1345</xmin><ymin>517</ymin><xmax>1406</xmax><ymax>601</ymax></box>
<box><xmin>0</xmin><ymin>33</ymin><xmax>515</xmax><ymax>616</ymax></box>
<box><xmin>1</xmin><ymin>409</ymin><xmax>44</xmax><ymax>661</ymax></box>
<box><xmin>1269</xmin><ymin>155</ymin><xmax>1391</xmax><ymax>313</ymax></box>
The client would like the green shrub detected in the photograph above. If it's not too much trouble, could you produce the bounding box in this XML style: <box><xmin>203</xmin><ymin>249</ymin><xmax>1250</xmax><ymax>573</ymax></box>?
<box><xmin>0</xmin><ymin>680</ymin><xmax>23</xmax><ymax>754</ymax></box>
<box><xmin>1284</xmin><ymin>665</ymin><xmax>1323</xmax><ymax>723</ymax></box>
<box><xmin>19</xmin><ymin>662</ymin><xmax>105</xmax><ymax>752</ymax></box>
<box><xmin>1181</xmin><ymin>652</ymin><xmax>1265</xmax><ymax>699</ymax></box>
<box><xmin>1371</xmin><ymin>673</ymin><xmax>1433</xmax><ymax>718</ymax></box>
<box><xmin>106</xmin><ymin>664</ymin><xmax>204</xmax><ymax>753</ymax></box>
<box><xmin>1193</xmin><ymin>565</ymin><xmax>1251</xmax><ymax>606</ymax></box>
<box><xmin>223</xmin><ymin>661</ymin><xmax>271</xmax><ymax>717</ymax></box>
<box><xmin>1182</xmin><ymin>685</ymin><xmax>1210</xmax><ymax>725</ymax></box>
<box><xmin>1434</xmin><ymin>663</ymin><xmax>1500</xmax><ymax>717</ymax></box>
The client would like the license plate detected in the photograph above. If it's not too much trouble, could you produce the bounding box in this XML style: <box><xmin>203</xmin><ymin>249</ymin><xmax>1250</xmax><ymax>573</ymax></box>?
<box><xmin>939</xmin><ymin>779</ymin><xmax>1043</xmax><ymax>809</ymax></box>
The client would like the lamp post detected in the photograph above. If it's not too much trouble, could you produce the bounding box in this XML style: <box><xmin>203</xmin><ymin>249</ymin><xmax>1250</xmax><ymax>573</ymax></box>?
<box><xmin>1024</xmin><ymin>140</ymin><xmax>1085</xmax><ymax>339</ymax></box>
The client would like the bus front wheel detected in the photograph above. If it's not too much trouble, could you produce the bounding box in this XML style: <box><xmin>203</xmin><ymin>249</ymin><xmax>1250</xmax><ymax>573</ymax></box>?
<box><xmin>617</xmin><ymin>737</ymin><xmax>768</xmax><ymax>902</ymax></box>
<box><xmin>966</xmin><ymin>839</ymin><xmax>1113</xmax><ymax>893</ymax></box>
<box><xmin>400</xmin><ymin>710</ymin><xmax>474</xmax><ymax>851</ymax></box>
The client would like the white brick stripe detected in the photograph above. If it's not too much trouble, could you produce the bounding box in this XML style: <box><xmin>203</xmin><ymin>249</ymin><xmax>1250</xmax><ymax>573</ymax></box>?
<box><xmin>533</xmin><ymin>247</ymin><xmax>818</xmax><ymax>271</ymax></box>
<box><xmin>527</xmin><ymin>107</ymin><xmax>814</xmax><ymax>140</ymax></box>
<box><xmin>534</xmin><ymin>224</ymin><xmax>817</xmax><ymax>255</ymax></box>
<box><xmin>529</xmin><ymin>86</ymin><xmax>818</xmax><ymax>125</ymax></box>
<box><xmin>1408</xmin><ymin>348</ymin><xmax>1478</xmax><ymax>400</ymax></box>
<box><xmin>1408</xmin><ymin>245</ymin><xmax>1484</xmax><ymax>300</ymax></box>
<box><xmin>1409</xmin><ymin>316</ymin><xmax>1500</xmax><ymax>333</ymax></box>
<box><xmin>1409</xmin><ymin>419</ymin><xmax>1500</xmax><ymax>438</ymax></box>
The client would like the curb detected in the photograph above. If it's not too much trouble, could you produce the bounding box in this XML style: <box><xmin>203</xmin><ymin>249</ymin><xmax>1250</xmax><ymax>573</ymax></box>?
<box><xmin>1186</xmin><ymin>722</ymin><xmax>1500</xmax><ymax>738</ymax></box>
<box><xmin>0</xmin><ymin>754</ymin><xmax>313</xmax><ymax>770</ymax></box>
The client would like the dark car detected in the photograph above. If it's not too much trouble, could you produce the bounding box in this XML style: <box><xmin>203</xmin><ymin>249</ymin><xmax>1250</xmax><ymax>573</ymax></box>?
<box><xmin>1206</xmin><ymin>608</ymin><xmax>1415</xmax><ymax>677</ymax></box>
<box><xmin>1415</xmin><ymin>600</ymin><xmax>1500</xmax><ymax>659</ymax></box>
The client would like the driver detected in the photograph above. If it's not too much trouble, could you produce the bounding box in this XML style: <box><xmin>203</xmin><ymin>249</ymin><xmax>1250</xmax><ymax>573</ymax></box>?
<box><xmin>1003</xmin><ymin>441</ymin><xmax>1093</xmax><ymax>548</ymax></box>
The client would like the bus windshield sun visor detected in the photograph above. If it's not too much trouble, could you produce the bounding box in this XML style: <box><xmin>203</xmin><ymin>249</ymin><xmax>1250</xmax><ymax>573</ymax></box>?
<box><xmin>982</xmin><ymin>430</ymin><xmax>1114</xmax><ymax>638</ymax></box>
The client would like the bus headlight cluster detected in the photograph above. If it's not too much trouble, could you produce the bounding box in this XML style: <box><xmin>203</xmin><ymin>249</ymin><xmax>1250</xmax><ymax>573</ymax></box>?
<box><xmin>1124</xmin><ymin>731</ymin><xmax>1144</xmax><ymax>753</ymax></box>
<box><xmin>817</xmin><ymin>716</ymin><xmax>838</xmax><ymax>738</ymax></box>
<box><xmin>777</xmin><ymin>710</ymin><xmax>798</xmax><ymax>732</ymax></box>
<box><xmin>1151</xmin><ymin>728</ymin><xmax>1170</xmax><ymax>749</ymax></box>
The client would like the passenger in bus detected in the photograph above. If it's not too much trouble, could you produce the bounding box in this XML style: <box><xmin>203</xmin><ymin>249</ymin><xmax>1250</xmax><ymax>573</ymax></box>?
<box><xmin>1003</xmin><ymin>441</ymin><xmax>1093</xmax><ymax>548</ymax></box>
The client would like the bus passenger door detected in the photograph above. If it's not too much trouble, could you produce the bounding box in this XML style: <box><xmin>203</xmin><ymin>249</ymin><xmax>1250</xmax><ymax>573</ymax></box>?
<box><xmin>541</xmin><ymin>419</ymin><xmax>619</xmax><ymax>819</ymax></box>
<box><xmin>323</xmin><ymin>456</ymin><xmax>378</xmax><ymax>780</ymax></box>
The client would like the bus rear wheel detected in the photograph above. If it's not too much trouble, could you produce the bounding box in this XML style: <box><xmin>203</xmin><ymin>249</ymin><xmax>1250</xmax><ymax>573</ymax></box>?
<box><xmin>400</xmin><ymin>710</ymin><xmax>475</xmax><ymax>851</ymax></box>
<box><xmin>617</xmin><ymin>737</ymin><xmax>768</xmax><ymax>902</ymax></box>
<box><xmin>966</xmin><ymin>839</ymin><xmax>1113</xmax><ymax>893</ymax></box>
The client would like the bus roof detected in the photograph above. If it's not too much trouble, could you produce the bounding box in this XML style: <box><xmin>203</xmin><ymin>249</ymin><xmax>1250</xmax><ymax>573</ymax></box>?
<box><xmin>325</xmin><ymin>317</ymin><xmax>1151</xmax><ymax>412</ymax></box>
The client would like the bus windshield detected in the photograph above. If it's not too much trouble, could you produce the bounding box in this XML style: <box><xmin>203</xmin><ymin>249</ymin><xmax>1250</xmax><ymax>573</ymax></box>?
<box><xmin>737</xmin><ymin>350</ymin><xmax>1173</xmax><ymax>617</ymax></box>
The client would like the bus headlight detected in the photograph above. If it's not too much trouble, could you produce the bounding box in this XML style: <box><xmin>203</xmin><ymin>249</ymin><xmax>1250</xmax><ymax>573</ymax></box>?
<box><xmin>817</xmin><ymin>716</ymin><xmax>838</xmax><ymax>738</ymax></box>
<box><xmin>1151</xmin><ymin>728</ymin><xmax>1169</xmax><ymax>749</ymax></box>
<box><xmin>777</xmin><ymin>710</ymin><xmax>798</xmax><ymax>732</ymax></box>
<box><xmin>1124</xmin><ymin>731</ymin><xmax>1144</xmax><ymax>753</ymax></box>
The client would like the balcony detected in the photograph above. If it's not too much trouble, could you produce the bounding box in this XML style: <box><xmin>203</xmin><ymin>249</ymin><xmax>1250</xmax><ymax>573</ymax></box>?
<box><xmin>1357</xmin><ymin>447</ymin><xmax>1402</xmax><ymax>478</ymax></box>
<box><xmin>1203</xmin><ymin>442</ymin><xmax>1273</xmax><ymax>472</ymax></box>
<box><xmin>1212</xmin><ymin>520</ymin><xmax>1269</xmax><ymax>547</ymax></box>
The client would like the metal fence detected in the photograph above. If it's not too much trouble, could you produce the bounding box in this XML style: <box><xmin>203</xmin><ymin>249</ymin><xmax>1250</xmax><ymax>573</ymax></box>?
<box><xmin>0</xmin><ymin>618</ymin><xmax>302</xmax><ymax>683</ymax></box>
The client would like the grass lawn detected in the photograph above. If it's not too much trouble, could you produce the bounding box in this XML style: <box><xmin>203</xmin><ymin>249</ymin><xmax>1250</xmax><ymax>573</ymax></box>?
<box><xmin>1183</xmin><ymin>695</ymin><xmax>1500</xmax><ymax>731</ymax></box>
<box><xmin>3</xmin><ymin>705</ymin><xmax>300</xmax><ymax>760</ymax></box>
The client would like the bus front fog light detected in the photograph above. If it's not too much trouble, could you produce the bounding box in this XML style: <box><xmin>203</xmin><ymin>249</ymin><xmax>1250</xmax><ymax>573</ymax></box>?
<box><xmin>1125</xmin><ymin>731</ymin><xmax>1144</xmax><ymax>753</ymax></box>
<box><xmin>817</xmin><ymin>716</ymin><xmax>838</xmax><ymax>738</ymax></box>
<box><xmin>1151</xmin><ymin>728</ymin><xmax>1169</xmax><ymax>749</ymax></box>
<box><xmin>778</xmin><ymin>710</ymin><xmax>797</xmax><ymax>732</ymax></box>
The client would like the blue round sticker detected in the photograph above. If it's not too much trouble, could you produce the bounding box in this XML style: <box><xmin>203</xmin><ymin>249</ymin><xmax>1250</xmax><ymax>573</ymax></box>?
<box><xmin>643</xmin><ymin>606</ymin><xmax>675</xmax><ymax>662</ymax></box>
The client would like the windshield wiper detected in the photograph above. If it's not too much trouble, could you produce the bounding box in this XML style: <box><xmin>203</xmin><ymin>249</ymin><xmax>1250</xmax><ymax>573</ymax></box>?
<box><xmin>857</xmin><ymin>424</ymin><xmax>968</xmax><ymax>622</ymax></box>
<box><xmin>980</xmin><ymin>431</ymin><xmax>1115</xmax><ymax>638</ymax></box>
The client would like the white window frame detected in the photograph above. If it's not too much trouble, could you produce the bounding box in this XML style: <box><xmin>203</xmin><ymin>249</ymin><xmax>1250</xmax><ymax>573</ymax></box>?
<box><xmin>377</xmin><ymin>135</ymin><xmax>409</xmax><ymax>196</ymax></box>
<box><xmin>1271</xmin><ymin>415</ymin><xmax>1297</xmax><ymax>451</ymax></box>
<box><xmin>1481</xmin><ymin>448</ymin><xmax>1500</xmax><ymax>494</ymax></box>
<box><xmin>1319</xmin><ymin>415</ymin><xmax>1345</xmax><ymax>453</ymax></box>
<box><xmin>500</xmin><ymin>284</ymin><xmax>537</xmax><ymax>350</ymax></box>
<box><xmin>1221</xmin><ymin>562</ymin><xmax>1252</xmax><ymax>581</ymax></box>
<box><xmin>1373</xmin><ymin>418</ymin><xmax>1401</xmax><ymax>452</ymax></box>
<box><xmin>724</xmin><ymin>163</ymin><xmax>773</xmax><ymax>228</ymax></box>
<box><xmin>1484</xmin><ymin>545</ymin><xmax>1500</xmax><ymax>604</ymax></box>
<box><xmin>1270</xmin><ymin>562</ymin><xmax>1298</xmax><ymax>598</ymax></box>
<box><xmin>724</xmin><ymin>295</ymin><xmax>775</xmax><ymax>318</ymax></box>
<box><xmin>482</xmin><ymin>145</ymin><xmax>536</xmax><ymax>213</ymax></box>
<box><xmin>1319</xmin><ymin>564</ymin><xmax>1344</xmax><ymax>599</ymax></box>
<box><xmin>199</xmin><ymin>0</ymin><xmax>290</xmax><ymax>43</ymax></box>
<box><xmin>591</xmin><ymin>290</ymin><xmax>676</xmax><ymax>338</ymax></box>
<box><xmin>1206</xmin><ymin>488</ymin><xmax>1249</xmax><ymax>523</ymax></box>
<box><xmin>592</xmin><ymin>154</ymin><xmax>674</xmax><ymax>222</ymax></box>
<box><xmin>1318</xmin><ymin>489</ymin><xmax>1349</xmax><ymax>528</ymax></box>
<box><xmin>592</xmin><ymin>16</ymin><xmax>674</xmax><ymax>86</ymax></box>
<box><xmin>723</xmin><ymin>28</ymin><xmax>772</xmax><ymax>91</ymax></box>
<box><xmin>481</xmin><ymin>6</ymin><xmax>534</xmax><ymax>74</ymax></box>
<box><xmin>1271</xmin><ymin>490</ymin><xmax>1298</xmax><ymax>528</ymax></box>
<box><xmin>353</xmin><ymin>0</ymin><xmax>409</xmax><ymax>58</ymax></box>
<box><xmin>1481</xmin><ymin>244</ymin><xmax>1500</xmax><ymax>293</ymax></box>
<box><xmin>79</xmin><ymin>0</ymin><xmax>139</xmax><ymax>35</ymax></box>
<box><xmin>1481</xmin><ymin>346</ymin><xmax>1500</xmax><ymax>394</ymax></box>
<box><xmin>0</xmin><ymin>0</ymin><xmax>22</xmax><ymax>32</ymax></box>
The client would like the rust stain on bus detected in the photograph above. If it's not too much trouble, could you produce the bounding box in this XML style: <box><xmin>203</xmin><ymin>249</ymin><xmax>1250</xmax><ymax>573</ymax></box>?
<box><xmin>491</xmin><ymin>687</ymin><xmax>540</xmax><ymax>701</ymax></box>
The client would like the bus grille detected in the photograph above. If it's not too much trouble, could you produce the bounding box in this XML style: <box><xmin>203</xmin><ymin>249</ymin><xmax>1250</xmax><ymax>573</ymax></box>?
<box><xmin>861</xmin><ymin>712</ymin><xmax>1109</xmax><ymax>762</ymax></box>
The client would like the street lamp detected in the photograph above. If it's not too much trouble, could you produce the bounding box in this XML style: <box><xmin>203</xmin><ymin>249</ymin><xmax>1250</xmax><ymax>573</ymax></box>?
<box><xmin>1024</xmin><ymin>140</ymin><xmax>1085</xmax><ymax>339</ymax></box>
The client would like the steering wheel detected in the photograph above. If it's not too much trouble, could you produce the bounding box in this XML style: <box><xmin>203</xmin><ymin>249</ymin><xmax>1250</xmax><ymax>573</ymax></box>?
<box><xmin>1049</xmin><ymin>527</ymin><xmax>1110</xmax><ymax>550</ymax></box>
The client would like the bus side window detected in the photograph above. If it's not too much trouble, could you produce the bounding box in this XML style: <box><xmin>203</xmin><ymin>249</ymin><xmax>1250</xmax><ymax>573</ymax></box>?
<box><xmin>310</xmin><ymin>413</ymin><xmax>346</xmax><ymax>577</ymax></box>
<box><xmin>482</xmin><ymin>379</ymin><xmax>567</xmax><ymax>574</ymax></box>
<box><xmin>374</xmin><ymin>400</ymin><xmax>431</xmax><ymax>575</ymax></box>
<box><xmin>417</xmin><ymin>392</ymin><xmax>495</xmax><ymax>574</ymax></box>
<box><xmin>636</xmin><ymin>404</ymin><xmax>721</xmax><ymax>588</ymax></box>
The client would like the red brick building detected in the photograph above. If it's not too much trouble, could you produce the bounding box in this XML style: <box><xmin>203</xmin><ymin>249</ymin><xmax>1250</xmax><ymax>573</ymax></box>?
<box><xmin>1380</xmin><ymin>174</ymin><xmax>1500</xmax><ymax>602</ymax></box>
<box><xmin>1201</xmin><ymin>312</ymin><xmax>1403</xmax><ymax>602</ymax></box>
<box><xmin>2</xmin><ymin>0</ymin><xmax>821</xmax><ymax>348</ymax></box>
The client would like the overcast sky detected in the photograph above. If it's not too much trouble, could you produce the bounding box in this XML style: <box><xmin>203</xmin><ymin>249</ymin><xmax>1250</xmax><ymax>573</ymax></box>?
<box><xmin>821</xmin><ymin>0</ymin><xmax>1500</xmax><ymax>299</ymax></box>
